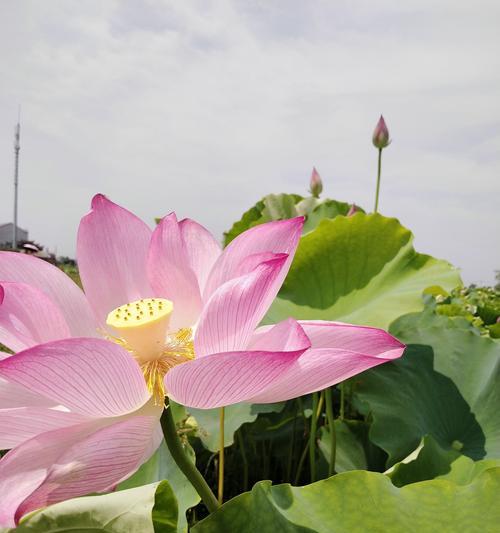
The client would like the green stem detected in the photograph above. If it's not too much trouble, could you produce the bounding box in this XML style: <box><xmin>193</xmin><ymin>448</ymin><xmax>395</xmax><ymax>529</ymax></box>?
<box><xmin>294</xmin><ymin>441</ymin><xmax>309</xmax><ymax>485</ymax></box>
<box><xmin>325</xmin><ymin>388</ymin><xmax>336</xmax><ymax>476</ymax></box>
<box><xmin>316</xmin><ymin>391</ymin><xmax>325</xmax><ymax>419</ymax></box>
<box><xmin>309</xmin><ymin>392</ymin><xmax>319</xmax><ymax>482</ymax></box>
<box><xmin>218</xmin><ymin>407</ymin><xmax>225</xmax><ymax>504</ymax></box>
<box><xmin>237</xmin><ymin>429</ymin><xmax>249</xmax><ymax>491</ymax></box>
<box><xmin>160</xmin><ymin>401</ymin><xmax>219</xmax><ymax>514</ymax></box>
<box><xmin>374</xmin><ymin>148</ymin><xmax>382</xmax><ymax>213</ymax></box>
<box><xmin>340</xmin><ymin>382</ymin><xmax>345</xmax><ymax>420</ymax></box>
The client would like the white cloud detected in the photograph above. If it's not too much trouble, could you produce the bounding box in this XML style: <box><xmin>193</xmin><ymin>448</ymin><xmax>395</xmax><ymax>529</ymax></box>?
<box><xmin>0</xmin><ymin>0</ymin><xmax>498</xmax><ymax>284</ymax></box>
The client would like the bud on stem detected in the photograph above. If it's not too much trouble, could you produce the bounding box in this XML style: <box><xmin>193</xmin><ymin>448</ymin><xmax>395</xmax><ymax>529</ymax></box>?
<box><xmin>309</xmin><ymin>167</ymin><xmax>323</xmax><ymax>198</ymax></box>
<box><xmin>372</xmin><ymin>115</ymin><xmax>390</xmax><ymax>149</ymax></box>
<box><xmin>372</xmin><ymin>115</ymin><xmax>391</xmax><ymax>213</ymax></box>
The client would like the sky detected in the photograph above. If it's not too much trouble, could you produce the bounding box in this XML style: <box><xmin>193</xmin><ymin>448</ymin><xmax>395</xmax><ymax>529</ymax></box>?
<box><xmin>0</xmin><ymin>0</ymin><xmax>499</xmax><ymax>285</ymax></box>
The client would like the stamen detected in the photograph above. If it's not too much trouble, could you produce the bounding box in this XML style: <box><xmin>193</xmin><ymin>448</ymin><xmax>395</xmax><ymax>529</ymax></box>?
<box><xmin>106</xmin><ymin>297</ymin><xmax>174</xmax><ymax>365</ymax></box>
<box><xmin>141</xmin><ymin>328</ymin><xmax>195</xmax><ymax>405</ymax></box>
<box><xmin>105</xmin><ymin>299</ymin><xmax>194</xmax><ymax>404</ymax></box>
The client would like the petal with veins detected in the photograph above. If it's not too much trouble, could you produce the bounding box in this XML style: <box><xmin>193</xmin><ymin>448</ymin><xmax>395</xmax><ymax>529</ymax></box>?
<box><xmin>0</xmin><ymin>417</ymin><xmax>159</xmax><ymax>527</ymax></box>
<box><xmin>179</xmin><ymin>218</ymin><xmax>221</xmax><ymax>293</ymax></box>
<box><xmin>167</xmin><ymin>319</ymin><xmax>310</xmax><ymax>408</ymax></box>
<box><xmin>248</xmin><ymin>343</ymin><xmax>404</xmax><ymax>404</ymax></box>
<box><xmin>203</xmin><ymin>217</ymin><xmax>304</xmax><ymax>300</ymax></box>
<box><xmin>194</xmin><ymin>255</ymin><xmax>288</xmax><ymax>356</ymax></box>
<box><xmin>0</xmin><ymin>407</ymin><xmax>87</xmax><ymax>450</ymax></box>
<box><xmin>0</xmin><ymin>378</ymin><xmax>55</xmax><ymax>409</ymax></box>
<box><xmin>0</xmin><ymin>252</ymin><xmax>96</xmax><ymax>337</ymax></box>
<box><xmin>77</xmin><ymin>194</ymin><xmax>152</xmax><ymax>326</ymax></box>
<box><xmin>0</xmin><ymin>282</ymin><xmax>71</xmax><ymax>352</ymax></box>
<box><xmin>299</xmin><ymin>320</ymin><xmax>405</xmax><ymax>355</ymax></box>
<box><xmin>148</xmin><ymin>213</ymin><xmax>202</xmax><ymax>330</ymax></box>
<box><xmin>0</xmin><ymin>338</ymin><xmax>149</xmax><ymax>417</ymax></box>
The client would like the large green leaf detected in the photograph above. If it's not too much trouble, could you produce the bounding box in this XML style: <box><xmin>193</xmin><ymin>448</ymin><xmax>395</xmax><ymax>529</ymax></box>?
<box><xmin>387</xmin><ymin>435</ymin><xmax>500</xmax><ymax>488</ymax></box>
<box><xmin>13</xmin><ymin>482</ymin><xmax>176</xmax><ymax>533</ymax></box>
<box><xmin>190</xmin><ymin>403</ymin><xmax>284</xmax><ymax>452</ymax></box>
<box><xmin>390</xmin><ymin>311</ymin><xmax>500</xmax><ymax>458</ymax></box>
<box><xmin>192</xmin><ymin>469</ymin><xmax>500</xmax><ymax>532</ymax></box>
<box><xmin>301</xmin><ymin>199</ymin><xmax>353</xmax><ymax>234</ymax></box>
<box><xmin>267</xmin><ymin>213</ymin><xmax>461</xmax><ymax>329</ymax></box>
<box><xmin>354</xmin><ymin>344</ymin><xmax>489</xmax><ymax>466</ymax></box>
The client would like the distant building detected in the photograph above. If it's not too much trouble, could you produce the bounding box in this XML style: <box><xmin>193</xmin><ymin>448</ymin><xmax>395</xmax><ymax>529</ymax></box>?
<box><xmin>0</xmin><ymin>223</ymin><xmax>28</xmax><ymax>246</ymax></box>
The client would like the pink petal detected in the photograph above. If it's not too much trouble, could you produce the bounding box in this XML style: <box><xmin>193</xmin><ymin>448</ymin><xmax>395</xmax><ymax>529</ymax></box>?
<box><xmin>179</xmin><ymin>218</ymin><xmax>221</xmax><ymax>293</ymax></box>
<box><xmin>234</xmin><ymin>252</ymin><xmax>280</xmax><ymax>277</ymax></box>
<box><xmin>247</xmin><ymin>341</ymin><xmax>405</xmax><ymax>403</ymax></box>
<box><xmin>248</xmin><ymin>318</ymin><xmax>311</xmax><ymax>352</ymax></box>
<box><xmin>0</xmin><ymin>282</ymin><xmax>71</xmax><ymax>352</ymax></box>
<box><xmin>166</xmin><ymin>350</ymin><xmax>306</xmax><ymax>409</ymax></box>
<box><xmin>136</xmin><ymin>422</ymin><xmax>164</xmax><ymax>470</ymax></box>
<box><xmin>167</xmin><ymin>318</ymin><xmax>310</xmax><ymax>408</ymax></box>
<box><xmin>203</xmin><ymin>217</ymin><xmax>304</xmax><ymax>301</ymax></box>
<box><xmin>285</xmin><ymin>320</ymin><xmax>404</xmax><ymax>355</ymax></box>
<box><xmin>147</xmin><ymin>213</ymin><xmax>202</xmax><ymax>329</ymax></box>
<box><xmin>77</xmin><ymin>194</ymin><xmax>153</xmax><ymax>326</ymax></box>
<box><xmin>0</xmin><ymin>378</ymin><xmax>55</xmax><ymax>409</ymax></box>
<box><xmin>0</xmin><ymin>252</ymin><xmax>97</xmax><ymax>337</ymax></box>
<box><xmin>194</xmin><ymin>255</ymin><xmax>288</xmax><ymax>357</ymax></box>
<box><xmin>0</xmin><ymin>338</ymin><xmax>149</xmax><ymax>417</ymax></box>
<box><xmin>0</xmin><ymin>416</ymin><xmax>158</xmax><ymax>527</ymax></box>
<box><xmin>0</xmin><ymin>346</ymin><xmax>56</xmax><ymax>411</ymax></box>
<box><xmin>0</xmin><ymin>407</ymin><xmax>87</xmax><ymax>449</ymax></box>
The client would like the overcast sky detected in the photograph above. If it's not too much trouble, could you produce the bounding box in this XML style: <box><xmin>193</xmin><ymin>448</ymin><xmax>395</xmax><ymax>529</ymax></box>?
<box><xmin>0</xmin><ymin>0</ymin><xmax>499</xmax><ymax>285</ymax></box>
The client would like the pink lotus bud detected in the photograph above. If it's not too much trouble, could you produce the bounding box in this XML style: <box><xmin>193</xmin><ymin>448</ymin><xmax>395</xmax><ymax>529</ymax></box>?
<box><xmin>347</xmin><ymin>204</ymin><xmax>360</xmax><ymax>216</ymax></box>
<box><xmin>372</xmin><ymin>115</ymin><xmax>390</xmax><ymax>149</ymax></box>
<box><xmin>309</xmin><ymin>167</ymin><xmax>323</xmax><ymax>198</ymax></box>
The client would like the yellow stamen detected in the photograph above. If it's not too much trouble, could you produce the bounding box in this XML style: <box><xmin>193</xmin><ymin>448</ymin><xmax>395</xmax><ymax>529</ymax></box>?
<box><xmin>140</xmin><ymin>328</ymin><xmax>195</xmax><ymax>404</ymax></box>
<box><xmin>106</xmin><ymin>298</ymin><xmax>173</xmax><ymax>365</ymax></box>
<box><xmin>106</xmin><ymin>299</ymin><xmax>195</xmax><ymax>405</ymax></box>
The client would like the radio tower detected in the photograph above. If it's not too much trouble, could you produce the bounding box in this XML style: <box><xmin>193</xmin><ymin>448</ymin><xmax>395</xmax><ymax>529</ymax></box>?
<box><xmin>12</xmin><ymin>107</ymin><xmax>21</xmax><ymax>249</ymax></box>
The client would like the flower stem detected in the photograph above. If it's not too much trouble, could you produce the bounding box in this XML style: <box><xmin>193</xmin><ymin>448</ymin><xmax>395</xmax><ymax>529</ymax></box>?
<box><xmin>160</xmin><ymin>401</ymin><xmax>219</xmax><ymax>514</ymax></box>
<box><xmin>325</xmin><ymin>388</ymin><xmax>336</xmax><ymax>476</ymax></box>
<box><xmin>309</xmin><ymin>392</ymin><xmax>319</xmax><ymax>482</ymax></box>
<box><xmin>218</xmin><ymin>407</ymin><xmax>225</xmax><ymax>504</ymax></box>
<box><xmin>294</xmin><ymin>441</ymin><xmax>309</xmax><ymax>485</ymax></box>
<box><xmin>374</xmin><ymin>148</ymin><xmax>382</xmax><ymax>213</ymax></box>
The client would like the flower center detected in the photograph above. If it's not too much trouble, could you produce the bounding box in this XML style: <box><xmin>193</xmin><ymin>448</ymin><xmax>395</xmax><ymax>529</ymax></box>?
<box><xmin>106</xmin><ymin>298</ymin><xmax>195</xmax><ymax>404</ymax></box>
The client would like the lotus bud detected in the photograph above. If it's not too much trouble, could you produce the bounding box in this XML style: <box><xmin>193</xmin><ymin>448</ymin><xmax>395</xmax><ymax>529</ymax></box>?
<box><xmin>372</xmin><ymin>115</ymin><xmax>390</xmax><ymax>149</ymax></box>
<box><xmin>309</xmin><ymin>167</ymin><xmax>323</xmax><ymax>198</ymax></box>
<box><xmin>347</xmin><ymin>204</ymin><xmax>359</xmax><ymax>216</ymax></box>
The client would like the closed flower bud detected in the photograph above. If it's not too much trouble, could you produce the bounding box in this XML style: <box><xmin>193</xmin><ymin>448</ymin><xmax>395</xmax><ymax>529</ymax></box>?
<box><xmin>309</xmin><ymin>167</ymin><xmax>323</xmax><ymax>198</ymax></box>
<box><xmin>372</xmin><ymin>115</ymin><xmax>390</xmax><ymax>149</ymax></box>
<box><xmin>347</xmin><ymin>204</ymin><xmax>360</xmax><ymax>216</ymax></box>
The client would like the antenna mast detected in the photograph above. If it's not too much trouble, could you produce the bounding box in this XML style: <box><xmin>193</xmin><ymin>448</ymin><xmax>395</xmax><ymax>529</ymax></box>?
<box><xmin>13</xmin><ymin>107</ymin><xmax>21</xmax><ymax>250</ymax></box>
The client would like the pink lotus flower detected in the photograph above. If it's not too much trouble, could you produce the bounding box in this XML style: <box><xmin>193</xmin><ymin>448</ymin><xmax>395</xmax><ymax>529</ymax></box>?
<box><xmin>0</xmin><ymin>195</ymin><xmax>405</xmax><ymax>525</ymax></box>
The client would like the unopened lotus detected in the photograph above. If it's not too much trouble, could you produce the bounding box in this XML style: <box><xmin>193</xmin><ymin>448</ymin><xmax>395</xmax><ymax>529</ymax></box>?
<box><xmin>0</xmin><ymin>195</ymin><xmax>404</xmax><ymax>526</ymax></box>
